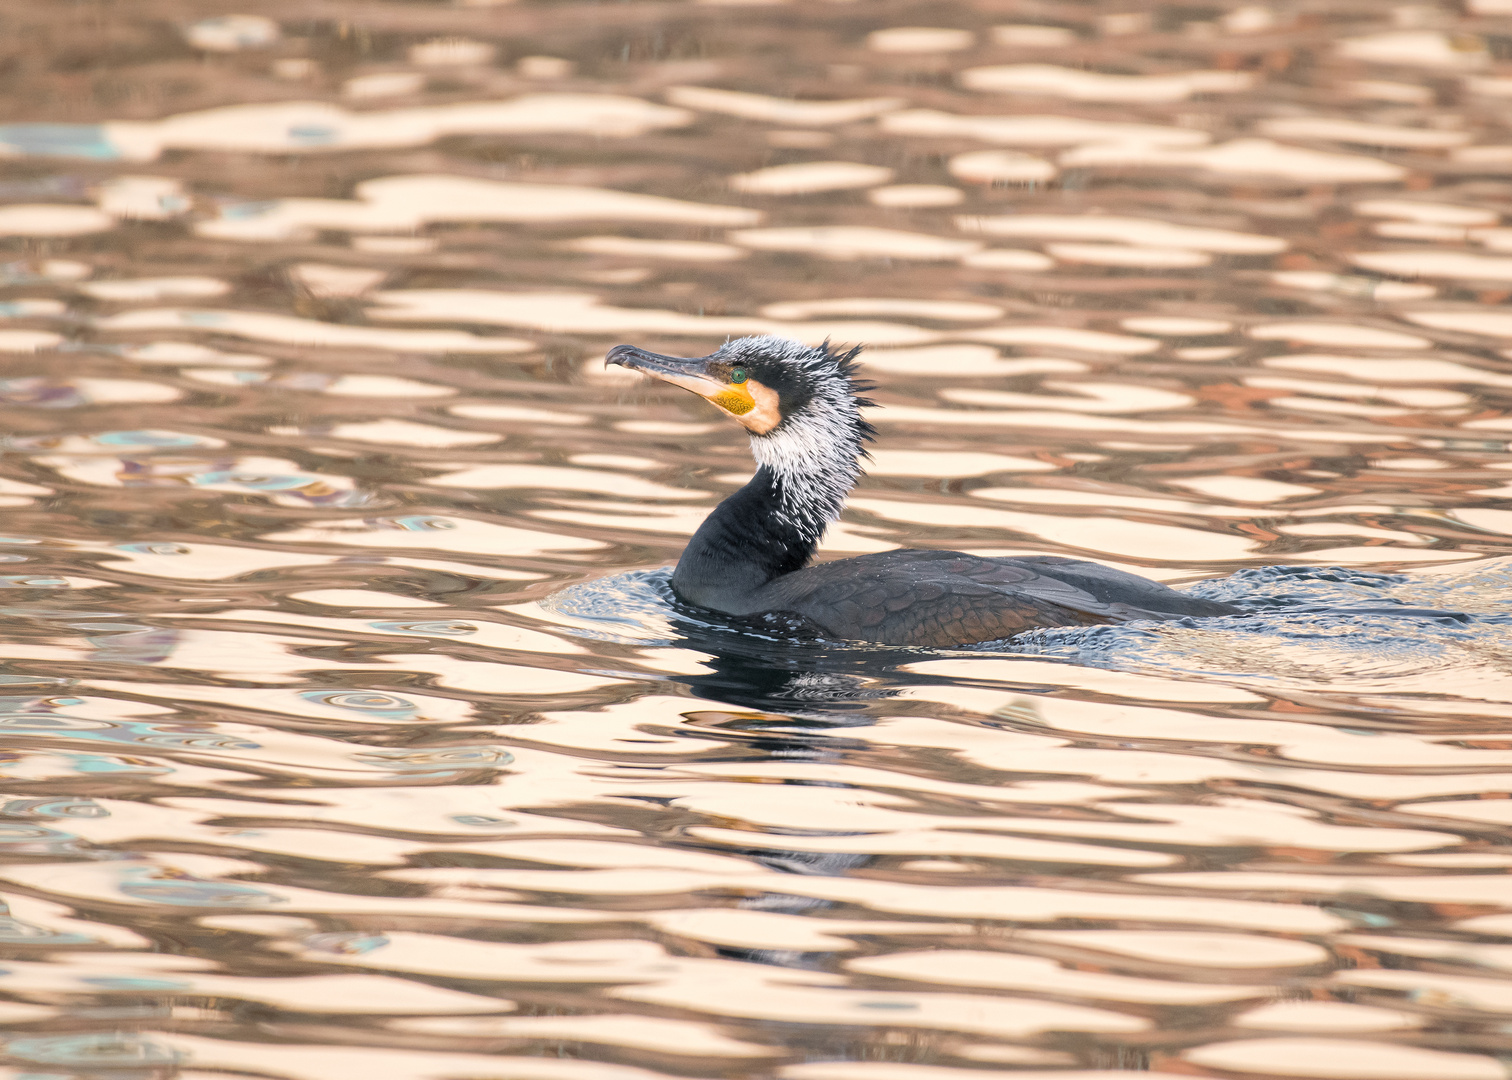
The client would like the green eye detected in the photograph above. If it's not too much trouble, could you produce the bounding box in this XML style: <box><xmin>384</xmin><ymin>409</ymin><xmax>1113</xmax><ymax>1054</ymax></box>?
<box><xmin>730</xmin><ymin>367</ymin><xmax>748</xmax><ymax>384</ymax></box>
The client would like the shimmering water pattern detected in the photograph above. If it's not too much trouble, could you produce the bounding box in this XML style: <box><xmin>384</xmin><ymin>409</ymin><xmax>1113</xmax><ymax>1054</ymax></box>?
<box><xmin>4</xmin><ymin>1</ymin><xmax>1512</xmax><ymax>1078</ymax></box>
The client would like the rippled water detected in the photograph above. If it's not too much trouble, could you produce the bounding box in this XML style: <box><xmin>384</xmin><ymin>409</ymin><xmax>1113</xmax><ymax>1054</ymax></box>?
<box><xmin>5</xmin><ymin>2</ymin><xmax>1512</xmax><ymax>1078</ymax></box>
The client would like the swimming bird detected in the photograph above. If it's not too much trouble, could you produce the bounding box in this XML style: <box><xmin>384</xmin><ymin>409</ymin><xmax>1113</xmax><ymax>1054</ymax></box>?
<box><xmin>607</xmin><ymin>336</ymin><xmax>1239</xmax><ymax>648</ymax></box>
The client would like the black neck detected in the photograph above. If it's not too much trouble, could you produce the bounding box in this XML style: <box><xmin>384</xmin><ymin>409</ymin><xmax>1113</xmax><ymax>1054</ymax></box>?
<box><xmin>672</xmin><ymin>466</ymin><xmax>819</xmax><ymax>612</ymax></box>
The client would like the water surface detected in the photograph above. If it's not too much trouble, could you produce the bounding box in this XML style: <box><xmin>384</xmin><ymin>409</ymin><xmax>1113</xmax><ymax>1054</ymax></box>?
<box><xmin>3</xmin><ymin>2</ymin><xmax>1512</xmax><ymax>1078</ymax></box>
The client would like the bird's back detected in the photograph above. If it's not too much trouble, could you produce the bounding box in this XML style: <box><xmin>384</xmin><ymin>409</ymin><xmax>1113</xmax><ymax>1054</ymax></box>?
<box><xmin>753</xmin><ymin>549</ymin><xmax>1240</xmax><ymax>648</ymax></box>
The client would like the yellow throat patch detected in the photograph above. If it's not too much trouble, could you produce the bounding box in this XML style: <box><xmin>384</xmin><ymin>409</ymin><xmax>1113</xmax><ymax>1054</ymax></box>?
<box><xmin>712</xmin><ymin>388</ymin><xmax>755</xmax><ymax>415</ymax></box>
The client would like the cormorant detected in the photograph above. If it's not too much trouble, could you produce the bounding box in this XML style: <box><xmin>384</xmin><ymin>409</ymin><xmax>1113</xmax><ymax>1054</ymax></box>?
<box><xmin>607</xmin><ymin>336</ymin><xmax>1239</xmax><ymax>648</ymax></box>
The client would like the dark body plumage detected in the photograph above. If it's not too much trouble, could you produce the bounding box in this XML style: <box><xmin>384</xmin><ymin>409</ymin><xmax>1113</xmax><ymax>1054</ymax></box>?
<box><xmin>607</xmin><ymin>336</ymin><xmax>1240</xmax><ymax>648</ymax></box>
<box><xmin>746</xmin><ymin>550</ymin><xmax>1236</xmax><ymax>648</ymax></box>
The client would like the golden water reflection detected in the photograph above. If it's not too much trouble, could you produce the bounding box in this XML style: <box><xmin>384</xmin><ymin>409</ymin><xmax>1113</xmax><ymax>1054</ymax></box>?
<box><xmin>3</xmin><ymin>2</ymin><xmax>1512</xmax><ymax>1078</ymax></box>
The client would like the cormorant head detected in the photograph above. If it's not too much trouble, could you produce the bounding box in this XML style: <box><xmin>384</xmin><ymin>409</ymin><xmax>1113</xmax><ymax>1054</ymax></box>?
<box><xmin>606</xmin><ymin>336</ymin><xmax>874</xmax><ymax>441</ymax></box>
<box><xmin>607</xmin><ymin>336</ymin><xmax>875</xmax><ymax>537</ymax></box>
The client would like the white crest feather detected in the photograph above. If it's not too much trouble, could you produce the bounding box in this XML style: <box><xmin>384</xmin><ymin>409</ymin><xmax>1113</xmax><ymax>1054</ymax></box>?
<box><xmin>713</xmin><ymin>335</ymin><xmax>869</xmax><ymax>542</ymax></box>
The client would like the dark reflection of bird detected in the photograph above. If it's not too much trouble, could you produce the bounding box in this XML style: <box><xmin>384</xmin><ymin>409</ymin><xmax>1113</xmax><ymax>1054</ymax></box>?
<box><xmin>607</xmin><ymin>336</ymin><xmax>1239</xmax><ymax>649</ymax></box>
<box><xmin>671</xmin><ymin>621</ymin><xmax>899</xmax><ymax>718</ymax></box>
